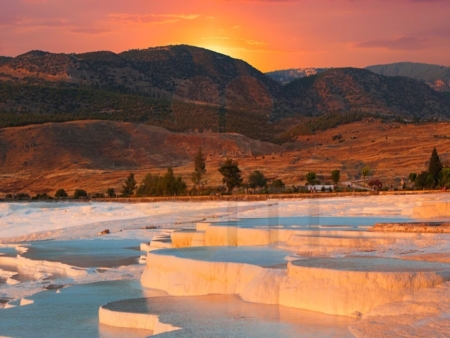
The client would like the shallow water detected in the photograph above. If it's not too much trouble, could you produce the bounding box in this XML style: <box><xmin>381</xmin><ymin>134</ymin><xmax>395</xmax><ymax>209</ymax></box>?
<box><xmin>292</xmin><ymin>257</ymin><xmax>450</xmax><ymax>272</ymax></box>
<box><xmin>0</xmin><ymin>246</ymin><xmax>17</xmax><ymax>256</ymax></box>
<box><xmin>22</xmin><ymin>239</ymin><xmax>143</xmax><ymax>268</ymax></box>
<box><xmin>0</xmin><ymin>280</ymin><xmax>153</xmax><ymax>338</ymax></box>
<box><xmin>213</xmin><ymin>216</ymin><xmax>410</xmax><ymax>230</ymax></box>
<box><xmin>1</xmin><ymin>197</ymin><xmax>449</xmax><ymax>337</ymax></box>
<box><xmin>152</xmin><ymin>246</ymin><xmax>291</xmax><ymax>267</ymax></box>
<box><xmin>103</xmin><ymin>295</ymin><xmax>356</xmax><ymax>337</ymax></box>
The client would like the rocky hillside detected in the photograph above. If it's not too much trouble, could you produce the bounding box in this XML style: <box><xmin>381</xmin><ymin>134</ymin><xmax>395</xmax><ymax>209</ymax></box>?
<box><xmin>0</xmin><ymin>46</ymin><xmax>282</xmax><ymax>109</ymax></box>
<box><xmin>283</xmin><ymin>68</ymin><xmax>450</xmax><ymax>119</ymax></box>
<box><xmin>1</xmin><ymin>46</ymin><xmax>450</xmax><ymax>142</ymax></box>
<box><xmin>266</xmin><ymin>68</ymin><xmax>328</xmax><ymax>85</ymax></box>
<box><xmin>367</xmin><ymin>62</ymin><xmax>450</xmax><ymax>92</ymax></box>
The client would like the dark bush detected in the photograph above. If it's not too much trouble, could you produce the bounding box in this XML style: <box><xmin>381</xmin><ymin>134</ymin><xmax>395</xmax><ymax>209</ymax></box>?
<box><xmin>73</xmin><ymin>189</ymin><xmax>88</xmax><ymax>199</ymax></box>
<box><xmin>55</xmin><ymin>189</ymin><xmax>68</xmax><ymax>198</ymax></box>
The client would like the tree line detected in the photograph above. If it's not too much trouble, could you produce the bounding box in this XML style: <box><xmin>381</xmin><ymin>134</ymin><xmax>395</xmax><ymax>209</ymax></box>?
<box><xmin>5</xmin><ymin>147</ymin><xmax>447</xmax><ymax>200</ymax></box>
<box><xmin>408</xmin><ymin>147</ymin><xmax>449</xmax><ymax>190</ymax></box>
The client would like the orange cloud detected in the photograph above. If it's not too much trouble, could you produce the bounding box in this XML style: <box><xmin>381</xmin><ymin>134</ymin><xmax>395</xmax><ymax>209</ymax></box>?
<box><xmin>355</xmin><ymin>37</ymin><xmax>428</xmax><ymax>51</ymax></box>
<box><xmin>108</xmin><ymin>13</ymin><xmax>200</xmax><ymax>25</ymax></box>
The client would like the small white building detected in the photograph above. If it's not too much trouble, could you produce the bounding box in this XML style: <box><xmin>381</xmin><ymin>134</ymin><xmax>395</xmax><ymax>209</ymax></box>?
<box><xmin>307</xmin><ymin>185</ymin><xmax>334</xmax><ymax>192</ymax></box>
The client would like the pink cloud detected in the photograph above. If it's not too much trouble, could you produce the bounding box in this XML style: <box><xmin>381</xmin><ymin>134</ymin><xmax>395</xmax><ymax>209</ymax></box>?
<box><xmin>70</xmin><ymin>27</ymin><xmax>112</xmax><ymax>35</ymax></box>
<box><xmin>108</xmin><ymin>13</ymin><xmax>200</xmax><ymax>25</ymax></box>
<box><xmin>0</xmin><ymin>15</ymin><xmax>21</xmax><ymax>26</ymax></box>
<box><xmin>21</xmin><ymin>0</ymin><xmax>48</xmax><ymax>3</ymax></box>
<box><xmin>355</xmin><ymin>36</ymin><xmax>427</xmax><ymax>51</ymax></box>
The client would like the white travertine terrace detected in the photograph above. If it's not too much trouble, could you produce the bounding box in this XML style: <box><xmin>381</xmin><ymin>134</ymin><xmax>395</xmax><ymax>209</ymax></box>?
<box><xmin>413</xmin><ymin>201</ymin><xmax>450</xmax><ymax>219</ymax></box>
<box><xmin>4</xmin><ymin>197</ymin><xmax>448</xmax><ymax>336</ymax></box>
<box><xmin>99</xmin><ymin>306</ymin><xmax>181</xmax><ymax>334</ymax></box>
<box><xmin>141</xmin><ymin>247</ymin><xmax>450</xmax><ymax>317</ymax></box>
<box><xmin>97</xmin><ymin>213</ymin><xmax>450</xmax><ymax>336</ymax></box>
<box><xmin>349</xmin><ymin>281</ymin><xmax>450</xmax><ymax>337</ymax></box>
<box><xmin>139</xmin><ymin>222</ymin><xmax>450</xmax><ymax>320</ymax></box>
<box><xmin>15</xmin><ymin>255</ymin><xmax>88</xmax><ymax>278</ymax></box>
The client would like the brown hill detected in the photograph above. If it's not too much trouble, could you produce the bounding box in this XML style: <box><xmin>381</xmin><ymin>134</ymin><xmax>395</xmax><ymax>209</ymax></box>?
<box><xmin>1</xmin><ymin>46</ymin><xmax>450</xmax><ymax>144</ymax></box>
<box><xmin>367</xmin><ymin>62</ymin><xmax>450</xmax><ymax>93</ymax></box>
<box><xmin>0</xmin><ymin>46</ymin><xmax>281</xmax><ymax>110</ymax></box>
<box><xmin>0</xmin><ymin>120</ymin><xmax>282</xmax><ymax>195</ymax></box>
<box><xmin>266</xmin><ymin>68</ymin><xmax>328</xmax><ymax>85</ymax></box>
<box><xmin>283</xmin><ymin>68</ymin><xmax>450</xmax><ymax>120</ymax></box>
<box><xmin>1</xmin><ymin>119</ymin><xmax>450</xmax><ymax>196</ymax></box>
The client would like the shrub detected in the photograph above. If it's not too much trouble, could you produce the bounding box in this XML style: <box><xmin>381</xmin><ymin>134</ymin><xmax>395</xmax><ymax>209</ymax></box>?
<box><xmin>218</xmin><ymin>159</ymin><xmax>242</xmax><ymax>193</ymax></box>
<box><xmin>106</xmin><ymin>188</ymin><xmax>116</xmax><ymax>198</ymax></box>
<box><xmin>306</xmin><ymin>172</ymin><xmax>318</xmax><ymax>185</ymax></box>
<box><xmin>73</xmin><ymin>189</ymin><xmax>88</xmax><ymax>199</ymax></box>
<box><xmin>248</xmin><ymin>170</ymin><xmax>267</xmax><ymax>193</ymax></box>
<box><xmin>137</xmin><ymin>168</ymin><xmax>187</xmax><ymax>197</ymax></box>
<box><xmin>55</xmin><ymin>189</ymin><xmax>68</xmax><ymax>199</ymax></box>
<box><xmin>122</xmin><ymin>173</ymin><xmax>137</xmax><ymax>197</ymax></box>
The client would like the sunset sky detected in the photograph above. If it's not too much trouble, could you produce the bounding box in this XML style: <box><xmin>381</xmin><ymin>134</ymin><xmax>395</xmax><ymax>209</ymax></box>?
<box><xmin>0</xmin><ymin>0</ymin><xmax>449</xmax><ymax>71</ymax></box>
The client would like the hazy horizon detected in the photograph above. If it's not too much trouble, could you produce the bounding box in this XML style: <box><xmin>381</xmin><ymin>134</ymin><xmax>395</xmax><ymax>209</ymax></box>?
<box><xmin>2</xmin><ymin>44</ymin><xmax>449</xmax><ymax>74</ymax></box>
<box><xmin>1</xmin><ymin>0</ymin><xmax>449</xmax><ymax>72</ymax></box>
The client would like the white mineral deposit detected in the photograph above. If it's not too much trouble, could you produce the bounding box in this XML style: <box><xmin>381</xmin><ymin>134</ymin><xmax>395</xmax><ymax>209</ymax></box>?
<box><xmin>1</xmin><ymin>195</ymin><xmax>450</xmax><ymax>337</ymax></box>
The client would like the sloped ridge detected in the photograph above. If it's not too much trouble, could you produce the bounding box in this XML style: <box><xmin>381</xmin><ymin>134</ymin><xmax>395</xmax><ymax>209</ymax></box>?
<box><xmin>266</xmin><ymin>67</ymin><xmax>328</xmax><ymax>85</ymax></box>
<box><xmin>76</xmin><ymin>51</ymin><xmax>129</xmax><ymax>67</ymax></box>
<box><xmin>0</xmin><ymin>45</ymin><xmax>281</xmax><ymax>124</ymax></box>
<box><xmin>1</xmin><ymin>46</ymin><xmax>450</xmax><ymax>141</ymax></box>
<box><xmin>284</xmin><ymin>68</ymin><xmax>450</xmax><ymax>119</ymax></box>
<box><xmin>1</xmin><ymin>50</ymin><xmax>76</xmax><ymax>80</ymax></box>
<box><xmin>0</xmin><ymin>120</ymin><xmax>283</xmax><ymax>171</ymax></box>
<box><xmin>367</xmin><ymin>62</ymin><xmax>450</xmax><ymax>92</ymax></box>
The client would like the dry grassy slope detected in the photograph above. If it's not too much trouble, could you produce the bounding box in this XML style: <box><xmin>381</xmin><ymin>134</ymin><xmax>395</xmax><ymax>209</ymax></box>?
<box><xmin>1</xmin><ymin>119</ymin><xmax>450</xmax><ymax>196</ymax></box>
<box><xmin>0</xmin><ymin>120</ymin><xmax>282</xmax><ymax>195</ymax></box>
<box><xmin>287</xmin><ymin>120</ymin><xmax>450</xmax><ymax>183</ymax></box>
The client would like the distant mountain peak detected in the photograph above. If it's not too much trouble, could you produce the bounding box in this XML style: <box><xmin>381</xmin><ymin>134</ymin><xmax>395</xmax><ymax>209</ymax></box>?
<box><xmin>366</xmin><ymin>62</ymin><xmax>450</xmax><ymax>92</ymax></box>
<box><xmin>266</xmin><ymin>67</ymin><xmax>329</xmax><ymax>85</ymax></box>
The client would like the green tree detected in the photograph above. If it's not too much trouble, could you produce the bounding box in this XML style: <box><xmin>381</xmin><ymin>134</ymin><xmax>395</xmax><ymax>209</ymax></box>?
<box><xmin>271</xmin><ymin>179</ymin><xmax>285</xmax><ymax>191</ymax></box>
<box><xmin>161</xmin><ymin>167</ymin><xmax>187</xmax><ymax>196</ymax></box>
<box><xmin>331</xmin><ymin>170</ymin><xmax>341</xmax><ymax>185</ymax></box>
<box><xmin>218</xmin><ymin>158</ymin><xmax>242</xmax><ymax>193</ymax></box>
<box><xmin>248</xmin><ymin>170</ymin><xmax>267</xmax><ymax>193</ymax></box>
<box><xmin>408</xmin><ymin>172</ymin><xmax>417</xmax><ymax>183</ymax></box>
<box><xmin>306</xmin><ymin>172</ymin><xmax>317</xmax><ymax>185</ymax></box>
<box><xmin>137</xmin><ymin>173</ymin><xmax>159</xmax><ymax>196</ymax></box>
<box><xmin>137</xmin><ymin>168</ymin><xmax>186</xmax><ymax>196</ymax></box>
<box><xmin>106</xmin><ymin>188</ymin><xmax>115</xmax><ymax>198</ymax></box>
<box><xmin>55</xmin><ymin>188</ymin><xmax>68</xmax><ymax>199</ymax></box>
<box><xmin>361</xmin><ymin>166</ymin><xmax>370</xmax><ymax>187</ymax></box>
<box><xmin>122</xmin><ymin>173</ymin><xmax>137</xmax><ymax>196</ymax></box>
<box><xmin>415</xmin><ymin>171</ymin><xmax>434</xmax><ymax>189</ymax></box>
<box><xmin>73</xmin><ymin>189</ymin><xmax>88</xmax><ymax>199</ymax></box>
<box><xmin>428</xmin><ymin>147</ymin><xmax>442</xmax><ymax>184</ymax></box>
<box><xmin>191</xmin><ymin>147</ymin><xmax>206</xmax><ymax>186</ymax></box>
<box><xmin>439</xmin><ymin>167</ymin><xmax>450</xmax><ymax>188</ymax></box>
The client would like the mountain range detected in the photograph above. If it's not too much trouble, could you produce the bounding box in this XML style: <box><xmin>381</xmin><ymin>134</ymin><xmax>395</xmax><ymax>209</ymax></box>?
<box><xmin>267</xmin><ymin>62</ymin><xmax>450</xmax><ymax>93</ymax></box>
<box><xmin>366</xmin><ymin>62</ymin><xmax>450</xmax><ymax>93</ymax></box>
<box><xmin>1</xmin><ymin>45</ymin><xmax>450</xmax><ymax>143</ymax></box>
<box><xmin>265</xmin><ymin>68</ymin><xmax>328</xmax><ymax>85</ymax></box>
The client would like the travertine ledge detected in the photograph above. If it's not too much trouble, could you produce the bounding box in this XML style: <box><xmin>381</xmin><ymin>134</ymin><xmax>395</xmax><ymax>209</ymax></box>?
<box><xmin>141</xmin><ymin>248</ymin><xmax>450</xmax><ymax>317</ymax></box>
<box><xmin>371</xmin><ymin>222</ymin><xmax>450</xmax><ymax>233</ymax></box>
